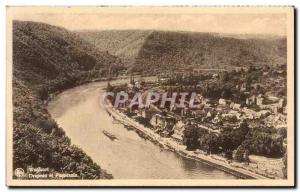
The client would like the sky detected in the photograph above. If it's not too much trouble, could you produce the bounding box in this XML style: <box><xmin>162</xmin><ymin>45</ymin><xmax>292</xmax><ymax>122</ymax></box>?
<box><xmin>8</xmin><ymin>7</ymin><xmax>288</xmax><ymax>36</ymax></box>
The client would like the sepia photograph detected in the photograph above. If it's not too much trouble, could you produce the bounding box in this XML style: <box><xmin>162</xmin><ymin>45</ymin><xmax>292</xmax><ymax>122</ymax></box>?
<box><xmin>6</xmin><ymin>6</ymin><xmax>294</xmax><ymax>187</ymax></box>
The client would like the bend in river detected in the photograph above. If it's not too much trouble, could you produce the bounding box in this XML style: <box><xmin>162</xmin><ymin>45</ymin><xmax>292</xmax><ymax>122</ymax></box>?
<box><xmin>48</xmin><ymin>79</ymin><xmax>238</xmax><ymax>179</ymax></box>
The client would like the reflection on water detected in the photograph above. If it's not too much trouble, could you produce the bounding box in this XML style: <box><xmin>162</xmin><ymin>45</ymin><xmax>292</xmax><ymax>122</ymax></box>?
<box><xmin>48</xmin><ymin>80</ymin><xmax>238</xmax><ymax>179</ymax></box>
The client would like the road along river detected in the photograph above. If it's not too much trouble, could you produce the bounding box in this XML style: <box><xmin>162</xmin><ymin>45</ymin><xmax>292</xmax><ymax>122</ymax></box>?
<box><xmin>48</xmin><ymin>78</ymin><xmax>238</xmax><ymax>179</ymax></box>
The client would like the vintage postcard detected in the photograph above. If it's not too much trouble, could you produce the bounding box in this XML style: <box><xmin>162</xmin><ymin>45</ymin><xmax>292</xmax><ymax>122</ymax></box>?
<box><xmin>6</xmin><ymin>6</ymin><xmax>294</xmax><ymax>187</ymax></box>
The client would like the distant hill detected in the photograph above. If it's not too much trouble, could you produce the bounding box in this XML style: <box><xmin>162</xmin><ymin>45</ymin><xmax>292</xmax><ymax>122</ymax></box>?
<box><xmin>79</xmin><ymin>30</ymin><xmax>286</xmax><ymax>75</ymax></box>
<box><xmin>135</xmin><ymin>31</ymin><xmax>286</xmax><ymax>74</ymax></box>
<box><xmin>78</xmin><ymin>30</ymin><xmax>152</xmax><ymax>70</ymax></box>
<box><xmin>14</xmin><ymin>21</ymin><xmax>123</xmax><ymax>90</ymax></box>
<box><xmin>13</xmin><ymin>21</ymin><xmax>115</xmax><ymax>179</ymax></box>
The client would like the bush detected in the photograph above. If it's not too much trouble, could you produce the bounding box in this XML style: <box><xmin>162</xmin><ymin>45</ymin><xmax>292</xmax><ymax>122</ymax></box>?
<box><xmin>233</xmin><ymin>145</ymin><xmax>249</xmax><ymax>162</ymax></box>
<box><xmin>183</xmin><ymin>125</ymin><xmax>208</xmax><ymax>151</ymax></box>
<box><xmin>245</xmin><ymin>130</ymin><xmax>284</xmax><ymax>157</ymax></box>
<box><xmin>37</xmin><ymin>86</ymin><xmax>49</xmax><ymax>100</ymax></box>
<box><xmin>52</xmin><ymin>127</ymin><xmax>66</xmax><ymax>137</ymax></box>
<box><xmin>199</xmin><ymin>133</ymin><xmax>220</xmax><ymax>154</ymax></box>
<box><xmin>277</xmin><ymin>127</ymin><xmax>287</xmax><ymax>138</ymax></box>
<box><xmin>34</xmin><ymin>118</ymin><xmax>57</xmax><ymax>134</ymax></box>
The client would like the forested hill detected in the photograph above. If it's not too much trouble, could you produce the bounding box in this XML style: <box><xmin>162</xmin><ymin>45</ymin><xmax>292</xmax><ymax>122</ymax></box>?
<box><xmin>78</xmin><ymin>30</ymin><xmax>152</xmax><ymax>69</ymax></box>
<box><xmin>79</xmin><ymin>30</ymin><xmax>286</xmax><ymax>75</ymax></box>
<box><xmin>13</xmin><ymin>21</ymin><xmax>123</xmax><ymax>92</ymax></box>
<box><xmin>13</xmin><ymin>21</ymin><xmax>116</xmax><ymax>179</ymax></box>
<box><xmin>134</xmin><ymin>31</ymin><xmax>287</xmax><ymax>74</ymax></box>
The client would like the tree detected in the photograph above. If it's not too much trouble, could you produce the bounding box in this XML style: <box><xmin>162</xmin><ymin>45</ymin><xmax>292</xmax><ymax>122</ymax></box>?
<box><xmin>34</xmin><ymin>118</ymin><xmax>57</xmax><ymax>134</ymax></box>
<box><xmin>277</xmin><ymin>127</ymin><xmax>287</xmax><ymax>138</ymax></box>
<box><xmin>234</xmin><ymin>145</ymin><xmax>249</xmax><ymax>163</ymax></box>
<box><xmin>245</xmin><ymin>129</ymin><xmax>284</xmax><ymax>157</ymax></box>
<box><xmin>37</xmin><ymin>86</ymin><xmax>48</xmax><ymax>100</ymax></box>
<box><xmin>224</xmin><ymin>150</ymin><xmax>233</xmax><ymax>160</ymax></box>
<box><xmin>282</xmin><ymin>152</ymin><xmax>287</xmax><ymax>178</ymax></box>
<box><xmin>221</xmin><ymin>86</ymin><xmax>232</xmax><ymax>99</ymax></box>
<box><xmin>221</xmin><ymin>71</ymin><xmax>230</xmax><ymax>82</ymax></box>
<box><xmin>220</xmin><ymin>128</ymin><xmax>246</xmax><ymax>152</ymax></box>
<box><xmin>199</xmin><ymin>134</ymin><xmax>220</xmax><ymax>154</ymax></box>
<box><xmin>219</xmin><ymin>121</ymin><xmax>250</xmax><ymax>159</ymax></box>
<box><xmin>106</xmin><ymin>82</ymin><xmax>113</xmax><ymax>92</ymax></box>
<box><xmin>239</xmin><ymin>120</ymin><xmax>249</xmax><ymax>135</ymax></box>
<box><xmin>183</xmin><ymin>124</ymin><xmax>199</xmax><ymax>150</ymax></box>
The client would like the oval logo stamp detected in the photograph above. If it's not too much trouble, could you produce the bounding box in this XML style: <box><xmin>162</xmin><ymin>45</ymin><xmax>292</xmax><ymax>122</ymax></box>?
<box><xmin>14</xmin><ymin>168</ymin><xmax>25</xmax><ymax>178</ymax></box>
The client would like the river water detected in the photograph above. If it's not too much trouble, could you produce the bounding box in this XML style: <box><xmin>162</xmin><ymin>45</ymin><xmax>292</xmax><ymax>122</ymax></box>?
<box><xmin>48</xmin><ymin>78</ymin><xmax>238</xmax><ymax>179</ymax></box>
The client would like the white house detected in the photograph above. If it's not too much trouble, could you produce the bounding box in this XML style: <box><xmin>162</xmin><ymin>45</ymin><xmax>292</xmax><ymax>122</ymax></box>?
<box><xmin>219</xmin><ymin>98</ymin><xmax>226</xmax><ymax>106</ymax></box>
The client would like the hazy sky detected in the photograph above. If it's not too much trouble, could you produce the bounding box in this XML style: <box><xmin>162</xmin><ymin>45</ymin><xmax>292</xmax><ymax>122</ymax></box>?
<box><xmin>9</xmin><ymin>7</ymin><xmax>288</xmax><ymax>36</ymax></box>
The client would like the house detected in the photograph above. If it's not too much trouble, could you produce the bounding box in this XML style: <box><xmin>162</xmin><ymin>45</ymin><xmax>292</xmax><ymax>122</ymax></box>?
<box><xmin>270</xmin><ymin>104</ymin><xmax>278</xmax><ymax>114</ymax></box>
<box><xmin>127</xmin><ymin>83</ymin><xmax>134</xmax><ymax>91</ymax></box>
<box><xmin>228</xmin><ymin>110</ymin><xmax>241</xmax><ymax>120</ymax></box>
<box><xmin>256</xmin><ymin>94</ymin><xmax>264</xmax><ymax>106</ymax></box>
<box><xmin>135</xmin><ymin>81</ymin><xmax>141</xmax><ymax>89</ymax></box>
<box><xmin>219</xmin><ymin>98</ymin><xmax>227</xmax><ymax>106</ymax></box>
<box><xmin>212</xmin><ymin>73</ymin><xmax>219</xmax><ymax>79</ymax></box>
<box><xmin>246</xmin><ymin>95</ymin><xmax>256</xmax><ymax>106</ymax></box>
<box><xmin>150</xmin><ymin>114</ymin><xmax>166</xmax><ymax>129</ymax></box>
<box><xmin>277</xmin><ymin>70</ymin><xmax>284</xmax><ymax>74</ymax></box>
<box><xmin>212</xmin><ymin>112</ymin><xmax>222</xmax><ymax>124</ymax></box>
<box><xmin>222</xmin><ymin>113</ymin><xmax>237</xmax><ymax>122</ymax></box>
<box><xmin>196</xmin><ymin>94</ymin><xmax>204</xmax><ymax>103</ymax></box>
<box><xmin>240</xmin><ymin>83</ymin><xmax>247</xmax><ymax>92</ymax></box>
<box><xmin>278</xmin><ymin>98</ymin><xmax>284</xmax><ymax>109</ymax></box>
<box><xmin>251</xmin><ymin>83</ymin><xmax>264</xmax><ymax>90</ymax></box>
<box><xmin>256</xmin><ymin>110</ymin><xmax>271</xmax><ymax>118</ymax></box>
<box><xmin>191</xmin><ymin>109</ymin><xmax>206</xmax><ymax>118</ymax></box>
<box><xmin>159</xmin><ymin>78</ymin><xmax>167</xmax><ymax>83</ymax></box>
<box><xmin>206</xmin><ymin>111</ymin><xmax>212</xmax><ymax>118</ymax></box>
<box><xmin>140</xmin><ymin>108</ymin><xmax>155</xmax><ymax>120</ymax></box>
<box><xmin>283</xmin><ymin>106</ymin><xmax>287</xmax><ymax>114</ymax></box>
<box><xmin>171</xmin><ymin>120</ymin><xmax>185</xmax><ymax>143</ymax></box>
<box><xmin>150</xmin><ymin>114</ymin><xmax>176</xmax><ymax>131</ymax></box>
<box><xmin>259</xmin><ymin>103</ymin><xmax>280</xmax><ymax>115</ymax></box>
<box><xmin>203</xmin><ymin>106</ymin><xmax>212</xmax><ymax>113</ymax></box>
<box><xmin>242</xmin><ymin>107</ymin><xmax>256</xmax><ymax>120</ymax></box>
<box><xmin>266</xmin><ymin>95</ymin><xmax>279</xmax><ymax>103</ymax></box>
<box><xmin>230</xmin><ymin>102</ymin><xmax>241</xmax><ymax>110</ymax></box>
<box><xmin>180</xmin><ymin>105</ymin><xmax>191</xmax><ymax>116</ymax></box>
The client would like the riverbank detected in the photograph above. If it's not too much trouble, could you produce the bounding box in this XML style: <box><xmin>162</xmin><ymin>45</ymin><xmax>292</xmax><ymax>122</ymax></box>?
<box><xmin>48</xmin><ymin>79</ymin><xmax>241</xmax><ymax>179</ymax></box>
<box><xmin>13</xmin><ymin>76</ymin><xmax>114</xmax><ymax>179</ymax></box>
<box><xmin>104</xmin><ymin>101</ymin><xmax>270</xmax><ymax>180</ymax></box>
<box><xmin>46</xmin><ymin>75</ymin><xmax>145</xmax><ymax>104</ymax></box>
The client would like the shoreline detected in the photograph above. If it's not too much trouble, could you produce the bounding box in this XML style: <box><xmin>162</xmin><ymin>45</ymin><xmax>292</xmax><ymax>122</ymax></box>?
<box><xmin>104</xmin><ymin>102</ymin><xmax>269</xmax><ymax>180</ymax></box>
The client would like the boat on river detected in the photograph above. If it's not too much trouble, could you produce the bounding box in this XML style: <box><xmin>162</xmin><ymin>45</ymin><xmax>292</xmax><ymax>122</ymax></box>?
<box><xmin>102</xmin><ymin>130</ymin><xmax>117</xmax><ymax>140</ymax></box>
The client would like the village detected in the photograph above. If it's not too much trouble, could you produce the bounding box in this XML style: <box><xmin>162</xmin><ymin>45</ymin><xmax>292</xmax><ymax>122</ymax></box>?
<box><xmin>106</xmin><ymin>65</ymin><xmax>287</xmax><ymax>179</ymax></box>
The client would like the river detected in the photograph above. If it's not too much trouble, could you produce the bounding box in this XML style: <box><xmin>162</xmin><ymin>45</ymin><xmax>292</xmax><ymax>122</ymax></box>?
<box><xmin>47</xmin><ymin>78</ymin><xmax>238</xmax><ymax>179</ymax></box>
